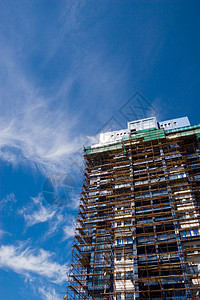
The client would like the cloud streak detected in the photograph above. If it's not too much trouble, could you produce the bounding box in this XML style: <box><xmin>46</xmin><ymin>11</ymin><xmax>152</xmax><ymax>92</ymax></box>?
<box><xmin>0</xmin><ymin>243</ymin><xmax>67</xmax><ymax>284</ymax></box>
<box><xmin>0</xmin><ymin>0</ymin><xmax>167</xmax><ymax>180</ymax></box>
<box><xmin>0</xmin><ymin>37</ymin><xmax>84</xmax><ymax>177</ymax></box>
<box><xmin>0</xmin><ymin>1</ymin><xmax>131</xmax><ymax>178</ymax></box>
<box><xmin>63</xmin><ymin>215</ymin><xmax>76</xmax><ymax>240</ymax></box>
<box><xmin>19</xmin><ymin>194</ymin><xmax>56</xmax><ymax>227</ymax></box>
<box><xmin>19</xmin><ymin>193</ymin><xmax>76</xmax><ymax>243</ymax></box>
<box><xmin>38</xmin><ymin>286</ymin><xmax>61</xmax><ymax>300</ymax></box>
<box><xmin>0</xmin><ymin>74</ymin><xmax>80</xmax><ymax>176</ymax></box>
<box><xmin>0</xmin><ymin>193</ymin><xmax>17</xmax><ymax>211</ymax></box>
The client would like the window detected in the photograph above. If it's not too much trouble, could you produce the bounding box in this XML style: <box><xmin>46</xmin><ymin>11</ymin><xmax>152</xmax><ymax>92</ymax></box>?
<box><xmin>125</xmin><ymin>253</ymin><xmax>133</xmax><ymax>260</ymax></box>
<box><xmin>116</xmin><ymin>294</ymin><xmax>121</xmax><ymax>300</ymax></box>
<box><xmin>95</xmin><ymin>253</ymin><xmax>102</xmax><ymax>262</ymax></box>
<box><xmin>126</xmin><ymin>293</ymin><xmax>134</xmax><ymax>299</ymax></box>
<box><xmin>116</xmin><ymin>252</ymin><xmax>122</xmax><ymax>261</ymax></box>
<box><xmin>116</xmin><ymin>272</ymin><xmax>121</xmax><ymax>280</ymax></box>
<box><xmin>117</xmin><ymin>238</ymin><xmax>123</xmax><ymax>245</ymax></box>
<box><xmin>124</xmin><ymin>220</ymin><xmax>132</xmax><ymax>226</ymax></box>
<box><xmin>117</xmin><ymin>221</ymin><xmax>122</xmax><ymax>227</ymax></box>
<box><xmin>125</xmin><ymin>237</ymin><xmax>132</xmax><ymax>244</ymax></box>
<box><xmin>126</xmin><ymin>271</ymin><xmax>133</xmax><ymax>279</ymax></box>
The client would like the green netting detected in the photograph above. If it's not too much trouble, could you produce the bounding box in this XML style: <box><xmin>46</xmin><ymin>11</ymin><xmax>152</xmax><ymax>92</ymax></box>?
<box><xmin>85</xmin><ymin>129</ymin><xmax>166</xmax><ymax>155</ymax></box>
<box><xmin>131</xmin><ymin>128</ymin><xmax>165</xmax><ymax>141</ymax></box>
<box><xmin>166</xmin><ymin>124</ymin><xmax>200</xmax><ymax>133</ymax></box>
<box><xmin>85</xmin><ymin>126</ymin><xmax>200</xmax><ymax>155</ymax></box>
<box><xmin>196</xmin><ymin>133</ymin><xmax>200</xmax><ymax>140</ymax></box>
<box><xmin>136</xmin><ymin>128</ymin><xmax>157</xmax><ymax>134</ymax></box>
<box><xmin>85</xmin><ymin>143</ymin><xmax>123</xmax><ymax>155</ymax></box>
<box><xmin>173</xmin><ymin>128</ymin><xmax>200</xmax><ymax>139</ymax></box>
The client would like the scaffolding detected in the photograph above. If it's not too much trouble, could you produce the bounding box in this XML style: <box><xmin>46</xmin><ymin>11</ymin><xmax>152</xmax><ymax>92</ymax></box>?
<box><xmin>66</xmin><ymin>124</ymin><xmax>200</xmax><ymax>300</ymax></box>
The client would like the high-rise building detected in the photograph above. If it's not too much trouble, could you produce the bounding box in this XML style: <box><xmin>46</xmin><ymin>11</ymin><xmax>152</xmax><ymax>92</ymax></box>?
<box><xmin>66</xmin><ymin>116</ymin><xmax>200</xmax><ymax>300</ymax></box>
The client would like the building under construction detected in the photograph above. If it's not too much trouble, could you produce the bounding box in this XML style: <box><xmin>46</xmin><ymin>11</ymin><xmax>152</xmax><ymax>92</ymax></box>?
<box><xmin>66</xmin><ymin>116</ymin><xmax>200</xmax><ymax>300</ymax></box>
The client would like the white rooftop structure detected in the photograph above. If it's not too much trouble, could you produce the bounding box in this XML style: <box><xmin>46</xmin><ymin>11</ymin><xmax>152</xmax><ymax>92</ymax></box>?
<box><xmin>99</xmin><ymin>129</ymin><xmax>129</xmax><ymax>144</ymax></box>
<box><xmin>97</xmin><ymin>116</ymin><xmax>190</xmax><ymax>147</ymax></box>
<box><xmin>159</xmin><ymin>116</ymin><xmax>190</xmax><ymax>130</ymax></box>
<box><xmin>128</xmin><ymin>117</ymin><xmax>158</xmax><ymax>132</ymax></box>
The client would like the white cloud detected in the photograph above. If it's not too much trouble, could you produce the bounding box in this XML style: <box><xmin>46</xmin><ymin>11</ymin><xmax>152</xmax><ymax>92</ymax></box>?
<box><xmin>0</xmin><ymin>1</ymin><xmax>129</xmax><ymax>178</ymax></box>
<box><xmin>43</xmin><ymin>212</ymin><xmax>65</xmax><ymax>240</ymax></box>
<box><xmin>19</xmin><ymin>193</ymin><xmax>76</xmax><ymax>242</ymax></box>
<box><xmin>63</xmin><ymin>225</ymin><xmax>75</xmax><ymax>240</ymax></box>
<box><xmin>43</xmin><ymin>209</ymin><xmax>76</xmax><ymax>241</ymax></box>
<box><xmin>39</xmin><ymin>286</ymin><xmax>61</xmax><ymax>300</ymax></box>
<box><xmin>0</xmin><ymin>1</ymin><xmax>165</xmax><ymax>180</ymax></box>
<box><xmin>0</xmin><ymin>193</ymin><xmax>17</xmax><ymax>210</ymax></box>
<box><xmin>0</xmin><ymin>244</ymin><xmax>67</xmax><ymax>284</ymax></box>
<box><xmin>63</xmin><ymin>216</ymin><xmax>75</xmax><ymax>240</ymax></box>
<box><xmin>19</xmin><ymin>194</ymin><xmax>56</xmax><ymax>227</ymax></box>
<box><xmin>0</xmin><ymin>44</ymin><xmax>83</xmax><ymax>177</ymax></box>
<box><xmin>0</xmin><ymin>93</ymin><xmax>80</xmax><ymax>176</ymax></box>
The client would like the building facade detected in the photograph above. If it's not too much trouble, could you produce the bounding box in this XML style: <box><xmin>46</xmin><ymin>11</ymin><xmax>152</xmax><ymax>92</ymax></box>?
<box><xmin>67</xmin><ymin>117</ymin><xmax>200</xmax><ymax>300</ymax></box>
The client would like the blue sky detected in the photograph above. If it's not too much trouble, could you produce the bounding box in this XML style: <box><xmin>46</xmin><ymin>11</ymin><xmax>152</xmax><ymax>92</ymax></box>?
<box><xmin>0</xmin><ymin>1</ymin><xmax>200</xmax><ymax>299</ymax></box>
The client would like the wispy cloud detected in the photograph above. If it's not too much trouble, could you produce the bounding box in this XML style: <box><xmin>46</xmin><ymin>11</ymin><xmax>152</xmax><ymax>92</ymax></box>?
<box><xmin>0</xmin><ymin>243</ymin><xmax>67</xmax><ymax>284</ymax></box>
<box><xmin>0</xmin><ymin>40</ymin><xmax>84</xmax><ymax>177</ymax></box>
<box><xmin>43</xmin><ymin>212</ymin><xmax>65</xmax><ymax>240</ymax></box>
<box><xmin>63</xmin><ymin>216</ymin><xmax>76</xmax><ymax>240</ymax></box>
<box><xmin>38</xmin><ymin>286</ymin><xmax>61</xmax><ymax>300</ymax></box>
<box><xmin>19</xmin><ymin>194</ymin><xmax>56</xmax><ymax>227</ymax></box>
<box><xmin>0</xmin><ymin>73</ymin><xmax>80</xmax><ymax>176</ymax></box>
<box><xmin>19</xmin><ymin>193</ymin><xmax>76</xmax><ymax>242</ymax></box>
<box><xmin>41</xmin><ymin>209</ymin><xmax>76</xmax><ymax>242</ymax></box>
<box><xmin>0</xmin><ymin>0</ymin><xmax>167</xmax><ymax>181</ymax></box>
<box><xmin>0</xmin><ymin>193</ymin><xmax>17</xmax><ymax>210</ymax></box>
<box><xmin>0</xmin><ymin>1</ymin><xmax>130</xmax><ymax>178</ymax></box>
